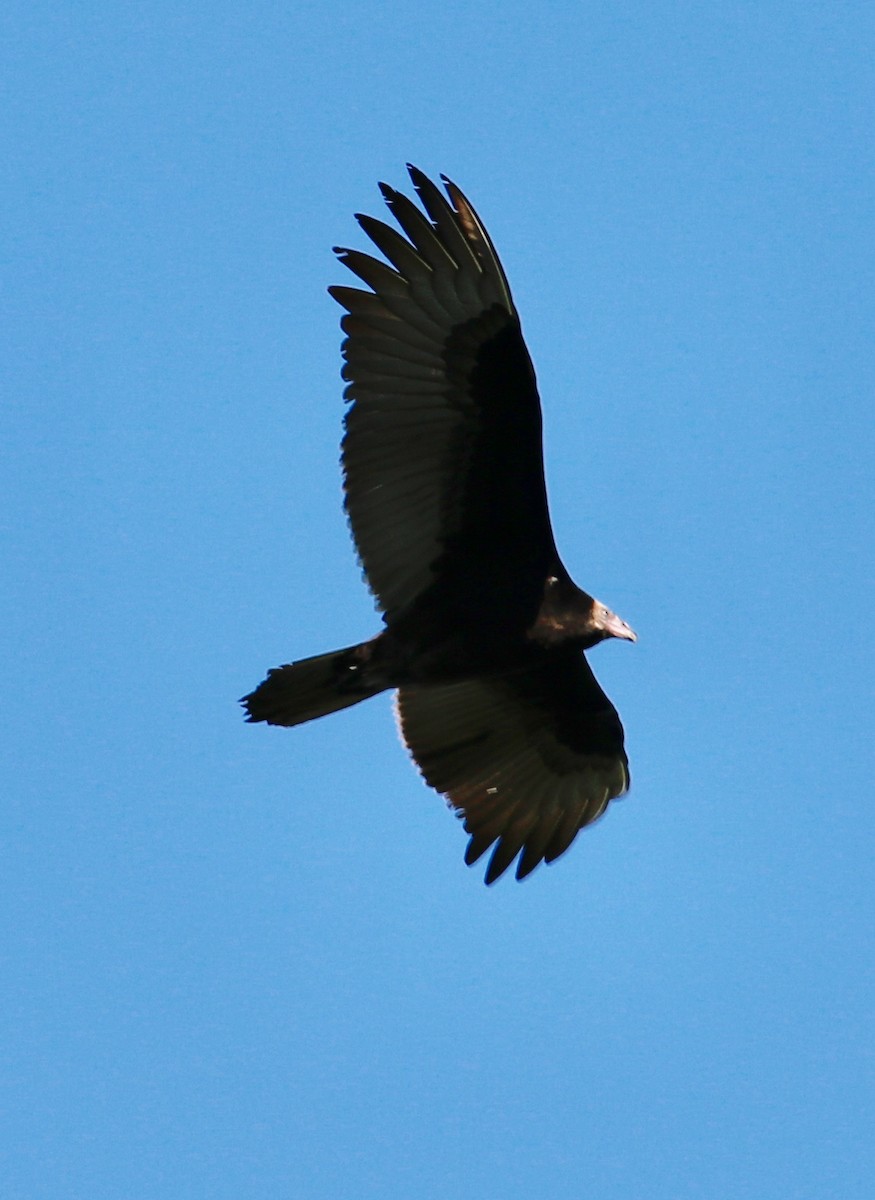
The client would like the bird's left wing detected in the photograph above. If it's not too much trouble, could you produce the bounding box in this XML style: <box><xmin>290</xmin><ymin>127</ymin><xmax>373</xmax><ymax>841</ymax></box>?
<box><xmin>395</xmin><ymin>651</ymin><xmax>629</xmax><ymax>883</ymax></box>
<box><xmin>331</xmin><ymin>166</ymin><xmax>560</xmax><ymax>625</ymax></box>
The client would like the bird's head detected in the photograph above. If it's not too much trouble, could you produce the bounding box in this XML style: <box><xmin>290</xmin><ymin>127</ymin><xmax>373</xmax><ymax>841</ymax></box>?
<box><xmin>588</xmin><ymin>597</ymin><xmax>637</xmax><ymax>646</ymax></box>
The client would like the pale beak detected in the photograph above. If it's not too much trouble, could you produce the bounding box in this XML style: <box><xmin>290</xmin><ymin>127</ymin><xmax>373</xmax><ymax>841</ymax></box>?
<box><xmin>603</xmin><ymin>611</ymin><xmax>637</xmax><ymax>642</ymax></box>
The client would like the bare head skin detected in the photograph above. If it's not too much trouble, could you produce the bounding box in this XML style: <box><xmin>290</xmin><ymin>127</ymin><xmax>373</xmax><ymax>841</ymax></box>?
<box><xmin>592</xmin><ymin>600</ymin><xmax>637</xmax><ymax>644</ymax></box>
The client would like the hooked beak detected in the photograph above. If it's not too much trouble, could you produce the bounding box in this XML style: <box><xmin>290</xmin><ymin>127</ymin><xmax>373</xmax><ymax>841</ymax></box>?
<box><xmin>603</xmin><ymin>611</ymin><xmax>637</xmax><ymax>643</ymax></box>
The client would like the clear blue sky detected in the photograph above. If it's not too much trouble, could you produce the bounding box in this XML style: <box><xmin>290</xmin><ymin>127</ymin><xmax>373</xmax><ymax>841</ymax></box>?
<box><xmin>3</xmin><ymin>3</ymin><xmax>873</xmax><ymax>1197</ymax></box>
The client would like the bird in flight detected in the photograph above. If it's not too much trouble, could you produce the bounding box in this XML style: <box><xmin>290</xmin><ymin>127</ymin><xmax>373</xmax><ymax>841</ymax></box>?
<box><xmin>242</xmin><ymin>165</ymin><xmax>636</xmax><ymax>884</ymax></box>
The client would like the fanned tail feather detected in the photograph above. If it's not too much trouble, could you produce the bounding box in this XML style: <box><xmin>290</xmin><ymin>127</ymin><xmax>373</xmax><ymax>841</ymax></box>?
<box><xmin>241</xmin><ymin>644</ymin><xmax>384</xmax><ymax>728</ymax></box>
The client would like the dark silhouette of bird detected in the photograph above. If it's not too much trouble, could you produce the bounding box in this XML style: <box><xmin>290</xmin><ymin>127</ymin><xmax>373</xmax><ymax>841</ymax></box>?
<box><xmin>242</xmin><ymin>166</ymin><xmax>636</xmax><ymax>884</ymax></box>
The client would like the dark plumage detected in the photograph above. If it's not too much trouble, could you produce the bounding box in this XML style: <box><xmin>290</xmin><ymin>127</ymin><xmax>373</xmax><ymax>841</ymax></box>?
<box><xmin>242</xmin><ymin>166</ymin><xmax>636</xmax><ymax>884</ymax></box>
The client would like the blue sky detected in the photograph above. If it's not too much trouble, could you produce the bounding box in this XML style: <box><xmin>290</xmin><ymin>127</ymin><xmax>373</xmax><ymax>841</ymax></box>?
<box><xmin>3</xmin><ymin>3</ymin><xmax>874</xmax><ymax>1197</ymax></box>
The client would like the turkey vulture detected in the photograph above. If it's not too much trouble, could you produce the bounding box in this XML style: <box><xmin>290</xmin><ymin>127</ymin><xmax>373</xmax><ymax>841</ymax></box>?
<box><xmin>242</xmin><ymin>166</ymin><xmax>636</xmax><ymax>884</ymax></box>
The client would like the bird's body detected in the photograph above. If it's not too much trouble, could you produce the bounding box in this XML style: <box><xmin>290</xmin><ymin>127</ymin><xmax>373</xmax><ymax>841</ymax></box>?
<box><xmin>243</xmin><ymin>166</ymin><xmax>636</xmax><ymax>883</ymax></box>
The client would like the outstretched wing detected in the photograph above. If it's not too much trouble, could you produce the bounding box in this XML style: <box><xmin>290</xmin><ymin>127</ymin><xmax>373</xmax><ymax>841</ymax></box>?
<box><xmin>395</xmin><ymin>651</ymin><xmax>629</xmax><ymax>884</ymax></box>
<box><xmin>331</xmin><ymin>166</ymin><xmax>561</xmax><ymax>625</ymax></box>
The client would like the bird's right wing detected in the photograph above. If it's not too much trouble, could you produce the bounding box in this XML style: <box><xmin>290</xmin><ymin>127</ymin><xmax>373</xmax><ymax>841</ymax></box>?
<box><xmin>332</xmin><ymin>167</ymin><xmax>561</xmax><ymax>625</ymax></box>
<box><xmin>395</xmin><ymin>651</ymin><xmax>629</xmax><ymax>884</ymax></box>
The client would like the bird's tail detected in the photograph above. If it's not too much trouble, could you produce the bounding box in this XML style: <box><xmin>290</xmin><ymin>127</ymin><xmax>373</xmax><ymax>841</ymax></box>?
<box><xmin>241</xmin><ymin>643</ymin><xmax>385</xmax><ymax>728</ymax></box>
